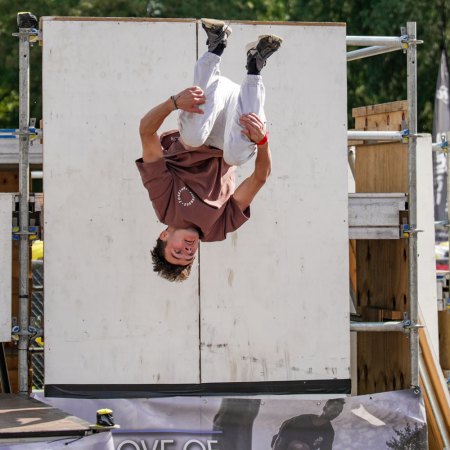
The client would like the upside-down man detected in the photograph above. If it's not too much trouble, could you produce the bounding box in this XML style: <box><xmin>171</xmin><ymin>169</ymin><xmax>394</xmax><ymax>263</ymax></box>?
<box><xmin>137</xmin><ymin>19</ymin><xmax>282</xmax><ymax>281</ymax></box>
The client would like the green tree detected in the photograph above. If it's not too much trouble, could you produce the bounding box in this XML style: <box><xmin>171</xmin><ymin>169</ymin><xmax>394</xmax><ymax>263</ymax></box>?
<box><xmin>0</xmin><ymin>0</ymin><xmax>149</xmax><ymax>127</ymax></box>
<box><xmin>386</xmin><ymin>422</ymin><xmax>428</xmax><ymax>449</ymax></box>
<box><xmin>288</xmin><ymin>0</ymin><xmax>450</xmax><ymax>131</ymax></box>
<box><xmin>0</xmin><ymin>0</ymin><xmax>449</xmax><ymax>132</ymax></box>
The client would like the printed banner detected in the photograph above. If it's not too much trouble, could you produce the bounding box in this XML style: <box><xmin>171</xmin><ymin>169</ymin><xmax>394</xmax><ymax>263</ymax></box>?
<box><xmin>433</xmin><ymin>50</ymin><xmax>450</xmax><ymax>241</ymax></box>
<box><xmin>29</xmin><ymin>389</ymin><xmax>427</xmax><ymax>450</ymax></box>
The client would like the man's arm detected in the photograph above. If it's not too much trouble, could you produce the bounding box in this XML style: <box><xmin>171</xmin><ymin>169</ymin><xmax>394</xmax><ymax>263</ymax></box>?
<box><xmin>233</xmin><ymin>113</ymin><xmax>272</xmax><ymax>211</ymax></box>
<box><xmin>139</xmin><ymin>86</ymin><xmax>206</xmax><ymax>162</ymax></box>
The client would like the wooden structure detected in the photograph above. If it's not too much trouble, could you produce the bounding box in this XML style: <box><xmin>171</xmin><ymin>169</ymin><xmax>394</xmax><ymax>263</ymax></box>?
<box><xmin>352</xmin><ymin>101</ymin><xmax>450</xmax><ymax>449</ymax></box>
<box><xmin>439</xmin><ymin>309</ymin><xmax>450</xmax><ymax>372</ymax></box>
<box><xmin>353</xmin><ymin>101</ymin><xmax>411</xmax><ymax>393</ymax></box>
<box><xmin>419</xmin><ymin>324</ymin><xmax>450</xmax><ymax>450</ymax></box>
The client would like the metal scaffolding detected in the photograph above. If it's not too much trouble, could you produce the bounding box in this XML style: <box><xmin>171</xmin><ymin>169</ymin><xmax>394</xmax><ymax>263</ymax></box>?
<box><xmin>346</xmin><ymin>22</ymin><xmax>421</xmax><ymax>389</ymax></box>
<box><xmin>12</xmin><ymin>16</ymin><xmax>40</xmax><ymax>395</ymax></box>
<box><xmin>346</xmin><ymin>23</ymin><xmax>450</xmax><ymax>446</ymax></box>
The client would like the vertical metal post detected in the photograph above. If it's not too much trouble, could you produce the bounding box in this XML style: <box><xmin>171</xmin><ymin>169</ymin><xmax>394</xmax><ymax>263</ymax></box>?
<box><xmin>406</xmin><ymin>22</ymin><xmax>419</xmax><ymax>387</ymax></box>
<box><xmin>18</xmin><ymin>27</ymin><xmax>31</xmax><ymax>394</ymax></box>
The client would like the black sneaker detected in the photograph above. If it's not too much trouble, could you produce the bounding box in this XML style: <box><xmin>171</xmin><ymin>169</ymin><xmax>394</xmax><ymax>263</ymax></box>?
<box><xmin>246</xmin><ymin>35</ymin><xmax>283</xmax><ymax>73</ymax></box>
<box><xmin>17</xmin><ymin>12</ymin><xmax>38</xmax><ymax>29</ymax></box>
<box><xmin>201</xmin><ymin>18</ymin><xmax>232</xmax><ymax>53</ymax></box>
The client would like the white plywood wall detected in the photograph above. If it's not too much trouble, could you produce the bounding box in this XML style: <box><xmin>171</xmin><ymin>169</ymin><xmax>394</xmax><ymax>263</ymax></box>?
<box><xmin>200</xmin><ymin>23</ymin><xmax>349</xmax><ymax>382</ymax></box>
<box><xmin>416</xmin><ymin>134</ymin><xmax>439</xmax><ymax>355</ymax></box>
<box><xmin>43</xmin><ymin>19</ymin><xmax>350</xmax><ymax>386</ymax></box>
<box><xmin>43</xmin><ymin>19</ymin><xmax>200</xmax><ymax>384</ymax></box>
<box><xmin>0</xmin><ymin>194</ymin><xmax>12</xmax><ymax>342</ymax></box>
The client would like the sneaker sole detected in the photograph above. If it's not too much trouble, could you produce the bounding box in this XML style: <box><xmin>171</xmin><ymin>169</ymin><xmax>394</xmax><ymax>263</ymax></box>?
<box><xmin>245</xmin><ymin>34</ymin><xmax>283</xmax><ymax>53</ymax></box>
<box><xmin>201</xmin><ymin>18</ymin><xmax>232</xmax><ymax>37</ymax></box>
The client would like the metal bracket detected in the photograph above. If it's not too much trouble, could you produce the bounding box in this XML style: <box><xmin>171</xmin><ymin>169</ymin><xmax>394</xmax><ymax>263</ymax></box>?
<box><xmin>410</xmin><ymin>385</ymin><xmax>421</xmax><ymax>396</ymax></box>
<box><xmin>402</xmin><ymin>320</ymin><xmax>423</xmax><ymax>331</ymax></box>
<box><xmin>12</xmin><ymin>29</ymin><xmax>41</xmax><ymax>42</ymax></box>
<box><xmin>399</xmin><ymin>28</ymin><xmax>423</xmax><ymax>52</ymax></box>
<box><xmin>401</xmin><ymin>128</ymin><xmax>410</xmax><ymax>143</ymax></box>
<box><xmin>11</xmin><ymin>324</ymin><xmax>43</xmax><ymax>339</ymax></box>
<box><xmin>432</xmin><ymin>135</ymin><xmax>449</xmax><ymax>153</ymax></box>
<box><xmin>399</xmin><ymin>129</ymin><xmax>421</xmax><ymax>144</ymax></box>
<box><xmin>11</xmin><ymin>326</ymin><xmax>33</xmax><ymax>337</ymax></box>
<box><xmin>12</xmin><ymin>229</ymin><xmax>37</xmax><ymax>236</ymax></box>
<box><xmin>399</xmin><ymin>34</ymin><xmax>424</xmax><ymax>49</ymax></box>
<box><xmin>401</xmin><ymin>224</ymin><xmax>424</xmax><ymax>237</ymax></box>
<box><xmin>11</xmin><ymin>127</ymin><xmax>41</xmax><ymax>138</ymax></box>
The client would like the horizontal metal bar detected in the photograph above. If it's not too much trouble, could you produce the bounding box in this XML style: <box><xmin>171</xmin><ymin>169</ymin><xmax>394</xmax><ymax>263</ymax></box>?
<box><xmin>347</xmin><ymin>45</ymin><xmax>404</xmax><ymax>62</ymax></box>
<box><xmin>432</xmin><ymin>141</ymin><xmax>448</xmax><ymax>152</ymax></box>
<box><xmin>348</xmin><ymin>130</ymin><xmax>405</xmax><ymax>141</ymax></box>
<box><xmin>0</xmin><ymin>127</ymin><xmax>38</xmax><ymax>136</ymax></box>
<box><xmin>29</xmin><ymin>346</ymin><xmax>44</xmax><ymax>353</ymax></box>
<box><xmin>350</xmin><ymin>321</ymin><xmax>408</xmax><ymax>332</ymax></box>
<box><xmin>346</xmin><ymin>36</ymin><xmax>406</xmax><ymax>47</ymax></box>
<box><xmin>349</xmin><ymin>193</ymin><xmax>408</xmax><ymax>199</ymax></box>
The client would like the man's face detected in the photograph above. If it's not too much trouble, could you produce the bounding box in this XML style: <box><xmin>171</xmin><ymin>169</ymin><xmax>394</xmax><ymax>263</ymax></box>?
<box><xmin>160</xmin><ymin>227</ymin><xmax>199</xmax><ymax>266</ymax></box>
<box><xmin>322</xmin><ymin>400</ymin><xmax>344</xmax><ymax>420</ymax></box>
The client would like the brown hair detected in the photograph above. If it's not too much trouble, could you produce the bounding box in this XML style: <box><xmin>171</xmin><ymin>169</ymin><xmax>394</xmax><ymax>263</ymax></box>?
<box><xmin>151</xmin><ymin>238</ymin><xmax>192</xmax><ymax>282</ymax></box>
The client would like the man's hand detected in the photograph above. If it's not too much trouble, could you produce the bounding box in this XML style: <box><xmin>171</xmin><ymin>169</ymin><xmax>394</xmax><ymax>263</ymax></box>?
<box><xmin>239</xmin><ymin>113</ymin><xmax>266</xmax><ymax>143</ymax></box>
<box><xmin>233</xmin><ymin>113</ymin><xmax>272</xmax><ymax>212</ymax></box>
<box><xmin>172</xmin><ymin>86</ymin><xmax>206</xmax><ymax>114</ymax></box>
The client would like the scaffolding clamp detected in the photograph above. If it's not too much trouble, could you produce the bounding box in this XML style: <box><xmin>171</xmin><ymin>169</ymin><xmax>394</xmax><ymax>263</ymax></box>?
<box><xmin>402</xmin><ymin>320</ymin><xmax>423</xmax><ymax>331</ymax></box>
<box><xmin>12</xmin><ymin>228</ymin><xmax>37</xmax><ymax>237</ymax></box>
<box><xmin>401</xmin><ymin>128</ymin><xmax>410</xmax><ymax>143</ymax></box>
<box><xmin>12</xmin><ymin>29</ymin><xmax>41</xmax><ymax>43</ymax></box>
<box><xmin>399</xmin><ymin>27</ymin><xmax>423</xmax><ymax>52</ymax></box>
<box><xmin>432</xmin><ymin>136</ymin><xmax>449</xmax><ymax>153</ymax></box>
<box><xmin>11</xmin><ymin>326</ymin><xmax>34</xmax><ymax>338</ymax></box>
<box><xmin>12</xmin><ymin>127</ymin><xmax>41</xmax><ymax>138</ymax></box>
<box><xmin>399</xmin><ymin>128</ymin><xmax>420</xmax><ymax>144</ymax></box>
<box><xmin>11</xmin><ymin>324</ymin><xmax>43</xmax><ymax>339</ymax></box>
<box><xmin>401</xmin><ymin>224</ymin><xmax>423</xmax><ymax>237</ymax></box>
<box><xmin>399</xmin><ymin>35</ymin><xmax>424</xmax><ymax>49</ymax></box>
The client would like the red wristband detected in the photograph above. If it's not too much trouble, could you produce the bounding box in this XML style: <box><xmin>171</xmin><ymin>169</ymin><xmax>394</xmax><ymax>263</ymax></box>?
<box><xmin>256</xmin><ymin>132</ymin><xmax>269</xmax><ymax>146</ymax></box>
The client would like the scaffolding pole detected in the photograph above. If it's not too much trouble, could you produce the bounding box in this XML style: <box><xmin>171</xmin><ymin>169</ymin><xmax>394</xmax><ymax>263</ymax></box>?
<box><xmin>347</xmin><ymin>23</ymin><xmax>421</xmax><ymax>392</ymax></box>
<box><xmin>347</xmin><ymin>45</ymin><xmax>403</xmax><ymax>62</ymax></box>
<box><xmin>406</xmin><ymin>21</ymin><xmax>419</xmax><ymax>388</ymax></box>
<box><xmin>17</xmin><ymin>27</ymin><xmax>31</xmax><ymax>395</ymax></box>
<box><xmin>346</xmin><ymin>35</ymin><xmax>407</xmax><ymax>62</ymax></box>
<box><xmin>350</xmin><ymin>321</ymin><xmax>409</xmax><ymax>332</ymax></box>
<box><xmin>348</xmin><ymin>130</ymin><xmax>405</xmax><ymax>141</ymax></box>
<box><xmin>346</xmin><ymin>36</ymin><xmax>407</xmax><ymax>47</ymax></box>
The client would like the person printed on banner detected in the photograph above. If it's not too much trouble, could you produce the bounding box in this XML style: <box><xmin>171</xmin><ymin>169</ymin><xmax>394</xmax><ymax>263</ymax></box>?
<box><xmin>271</xmin><ymin>398</ymin><xmax>345</xmax><ymax>450</ymax></box>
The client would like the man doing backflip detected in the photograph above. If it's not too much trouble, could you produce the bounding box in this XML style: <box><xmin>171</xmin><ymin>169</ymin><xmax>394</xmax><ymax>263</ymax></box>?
<box><xmin>137</xmin><ymin>19</ymin><xmax>282</xmax><ymax>281</ymax></box>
